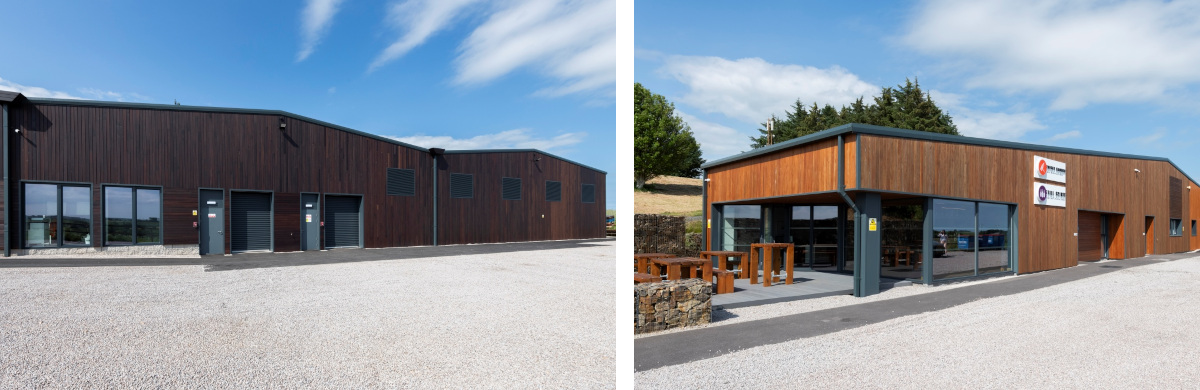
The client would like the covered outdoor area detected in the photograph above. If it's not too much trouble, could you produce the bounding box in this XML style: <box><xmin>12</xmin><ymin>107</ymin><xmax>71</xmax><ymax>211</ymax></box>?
<box><xmin>713</xmin><ymin>270</ymin><xmax>911</xmax><ymax>309</ymax></box>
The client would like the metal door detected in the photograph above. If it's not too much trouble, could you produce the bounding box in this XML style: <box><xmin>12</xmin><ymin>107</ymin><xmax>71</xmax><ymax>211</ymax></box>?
<box><xmin>324</xmin><ymin>195</ymin><xmax>361</xmax><ymax>248</ymax></box>
<box><xmin>231</xmin><ymin>192</ymin><xmax>272</xmax><ymax>252</ymax></box>
<box><xmin>301</xmin><ymin>193</ymin><xmax>320</xmax><ymax>251</ymax></box>
<box><xmin>199</xmin><ymin>189</ymin><xmax>224</xmax><ymax>255</ymax></box>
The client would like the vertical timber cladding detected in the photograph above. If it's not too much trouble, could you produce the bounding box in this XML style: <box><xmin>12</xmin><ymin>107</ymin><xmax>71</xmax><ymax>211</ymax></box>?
<box><xmin>6</xmin><ymin>103</ymin><xmax>435</xmax><ymax>252</ymax></box>
<box><xmin>858</xmin><ymin>134</ymin><xmax>1193</xmax><ymax>273</ymax></box>
<box><xmin>436</xmin><ymin>151</ymin><xmax>606</xmax><ymax>245</ymax></box>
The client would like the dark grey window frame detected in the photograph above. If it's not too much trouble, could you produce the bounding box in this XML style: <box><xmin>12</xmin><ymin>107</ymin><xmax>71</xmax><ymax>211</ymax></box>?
<box><xmin>450</xmin><ymin>173</ymin><xmax>474</xmax><ymax>199</ymax></box>
<box><xmin>386</xmin><ymin>168</ymin><xmax>417</xmax><ymax>196</ymax></box>
<box><xmin>102</xmin><ymin>184</ymin><xmax>165</xmax><ymax>246</ymax></box>
<box><xmin>20</xmin><ymin>180</ymin><xmax>93</xmax><ymax>249</ymax></box>
<box><xmin>502</xmin><ymin>177</ymin><xmax>521</xmax><ymax>201</ymax></box>
<box><xmin>581</xmin><ymin>183</ymin><xmax>595</xmax><ymax>203</ymax></box>
<box><xmin>546</xmin><ymin>180</ymin><xmax>562</xmax><ymax>202</ymax></box>
<box><xmin>1170</xmin><ymin>218</ymin><xmax>1183</xmax><ymax>236</ymax></box>
<box><xmin>1192</xmin><ymin>220</ymin><xmax>1197</xmax><ymax>237</ymax></box>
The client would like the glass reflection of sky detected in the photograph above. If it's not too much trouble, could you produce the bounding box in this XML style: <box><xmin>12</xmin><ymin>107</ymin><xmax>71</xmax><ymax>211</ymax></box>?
<box><xmin>105</xmin><ymin>187</ymin><xmax>133</xmax><ymax>218</ymax></box>
<box><xmin>724</xmin><ymin>205</ymin><xmax>760</xmax><ymax>219</ymax></box>
<box><xmin>932</xmin><ymin>199</ymin><xmax>1008</xmax><ymax>231</ymax></box>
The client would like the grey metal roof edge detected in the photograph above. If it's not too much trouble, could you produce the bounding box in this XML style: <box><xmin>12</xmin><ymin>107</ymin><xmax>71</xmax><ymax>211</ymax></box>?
<box><xmin>0</xmin><ymin>90</ymin><xmax>25</xmax><ymax>103</ymax></box>
<box><xmin>444</xmin><ymin>149</ymin><xmax>607</xmax><ymax>174</ymax></box>
<box><xmin>702</xmin><ymin>123</ymin><xmax>1196</xmax><ymax>184</ymax></box>
<box><xmin>23</xmin><ymin>97</ymin><xmax>429</xmax><ymax>152</ymax></box>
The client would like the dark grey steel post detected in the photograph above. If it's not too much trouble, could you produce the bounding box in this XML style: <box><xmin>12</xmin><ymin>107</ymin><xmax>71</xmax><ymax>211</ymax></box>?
<box><xmin>854</xmin><ymin>192</ymin><xmax>881</xmax><ymax>297</ymax></box>
<box><xmin>701</xmin><ymin>170</ymin><xmax>707</xmax><ymax>252</ymax></box>
<box><xmin>2</xmin><ymin>103</ymin><xmax>7</xmax><ymax>257</ymax></box>
<box><xmin>432</xmin><ymin>155</ymin><xmax>438</xmax><ymax>246</ymax></box>
<box><xmin>923</xmin><ymin>198</ymin><xmax>934</xmax><ymax>283</ymax></box>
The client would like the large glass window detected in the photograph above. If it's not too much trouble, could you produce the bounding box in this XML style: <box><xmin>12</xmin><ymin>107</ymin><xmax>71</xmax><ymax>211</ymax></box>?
<box><xmin>881</xmin><ymin>200</ymin><xmax>926</xmax><ymax>281</ymax></box>
<box><xmin>721</xmin><ymin>205</ymin><xmax>761</xmax><ymax>254</ymax></box>
<box><xmin>105</xmin><ymin>186</ymin><xmax>161</xmax><ymax>245</ymax></box>
<box><xmin>931</xmin><ymin>199</ymin><xmax>978</xmax><ymax>280</ymax></box>
<box><xmin>811</xmin><ymin>206</ymin><xmax>839</xmax><ymax>268</ymax></box>
<box><xmin>23</xmin><ymin>183</ymin><xmax>91</xmax><ymax>248</ymax></box>
<box><xmin>977</xmin><ymin>203</ymin><xmax>1011</xmax><ymax>274</ymax></box>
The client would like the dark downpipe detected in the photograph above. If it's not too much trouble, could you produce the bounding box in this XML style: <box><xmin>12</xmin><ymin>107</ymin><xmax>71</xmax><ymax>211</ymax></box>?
<box><xmin>701</xmin><ymin>170</ymin><xmax>707</xmax><ymax>251</ymax></box>
<box><xmin>2</xmin><ymin>103</ymin><xmax>7</xmax><ymax>257</ymax></box>
<box><xmin>430</xmin><ymin>148</ymin><xmax>444</xmax><ymax>246</ymax></box>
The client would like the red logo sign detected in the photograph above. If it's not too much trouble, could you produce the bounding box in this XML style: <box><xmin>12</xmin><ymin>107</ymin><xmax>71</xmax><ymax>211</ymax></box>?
<box><xmin>1038</xmin><ymin>159</ymin><xmax>1047</xmax><ymax>176</ymax></box>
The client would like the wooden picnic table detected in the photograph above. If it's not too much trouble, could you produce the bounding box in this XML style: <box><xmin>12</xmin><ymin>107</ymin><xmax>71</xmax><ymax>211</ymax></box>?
<box><xmin>634</xmin><ymin>253</ymin><xmax>675</xmax><ymax>273</ymax></box>
<box><xmin>700</xmin><ymin>250</ymin><xmax>749</xmax><ymax>279</ymax></box>
<box><xmin>649</xmin><ymin>257</ymin><xmax>707</xmax><ymax>281</ymax></box>
<box><xmin>749</xmin><ymin>243</ymin><xmax>795</xmax><ymax>287</ymax></box>
<box><xmin>634</xmin><ymin>272</ymin><xmax>660</xmax><ymax>284</ymax></box>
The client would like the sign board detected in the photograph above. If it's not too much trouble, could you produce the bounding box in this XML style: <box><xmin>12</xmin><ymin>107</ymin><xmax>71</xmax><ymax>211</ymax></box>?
<box><xmin>208</xmin><ymin>213</ymin><xmax>216</xmax><ymax>218</ymax></box>
<box><xmin>306</xmin><ymin>214</ymin><xmax>312</xmax><ymax>223</ymax></box>
<box><xmin>868</xmin><ymin>218</ymin><xmax>878</xmax><ymax>231</ymax></box>
<box><xmin>1033</xmin><ymin>182</ymin><xmax>1067</xmax><ymax>207</ymax></box>
<box><xmin>706</xmin><ymin>219</ymin><xmax>710</xmax><ymax>229</ymax></box>
<box><xmin>207</xmin><ymin>201</ymin><xmax>217</xmax><ymax>205</ymax></box>
<box><xmin>306</xmin><ymin>203</ymin><xmax>313</xmax><ymax>208</ymax></box>
<box><xmin>192</xmin><ymin>210</ymin><xmax>197</xmax><ymax>216</ymax></box>
<box><xmin>1034</xmin><ymin>155</ymin><xmax>1066</xmax><ymax>183</ymax></box>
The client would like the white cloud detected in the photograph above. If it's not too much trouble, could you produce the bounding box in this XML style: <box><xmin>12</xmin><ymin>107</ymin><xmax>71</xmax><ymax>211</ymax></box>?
<box><xmin>369</xmin><ymin>0</ymin><xmax>481</xmax><ymax>72</ymax></box>
<box><xmin>369</xmin><ymin>0</ymin><xmax>614</xmax><ymax>96</ymax></box>
<box><xmin>904</xmin><ymin>0</ymin><xmax>1200</xmax><ymax>110</ymax></box>
<box><xmin>676</xmin><ymin>111</ymin><xmax>751</xmax><ymax>160</ymax></box>
<box><xmin>387</xmin><ymin>128</ymin><xmax>585</xmax><ymax>150</ymax></box>
<box><xmin>78</xmin><ymin>88</ymin><xmax>151</xmax><ymax>102</ymax></box>
<box><xmin>659</xmin><ymin>56</ymin><xmax>878</xmax><ymax>124</ymax></box>
<box><xmin>0</xmin><ymin>77</ymin><xmax>80</xmax><ymax>99</ymax></box>
<box><xmin>1048</xmin><ymin>130</ymin><xmax>1082</xmax><ymax>141</ymax></box>
<box><xmin>297</xmin><ymin>0</ymin><xmax>346</xmax><ymax>62</ymax></box>
<box><xmin>930</xmin><ymin>89</ymin><xmax>1046</xmax><ymax>140</ymax></box>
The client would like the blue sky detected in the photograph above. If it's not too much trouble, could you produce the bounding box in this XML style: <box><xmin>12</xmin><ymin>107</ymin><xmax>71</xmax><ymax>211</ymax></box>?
<box><xmin>0</xmin><ymin>0</ymin><xmax>615</xmax><ymax>208</ymax></box>
<box><xmin>636</xmin><ymin>0</ymin><xmax>1200</xmax><ymax>181</ymax></box>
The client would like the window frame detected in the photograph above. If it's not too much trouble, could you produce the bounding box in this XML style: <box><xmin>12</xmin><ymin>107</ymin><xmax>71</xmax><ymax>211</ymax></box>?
<box><xmin>20</xmin><ymin>181</ymin><xmax>93</xmax><ymax>249</ymax></box>
<box><xmin>1169</xmin><ymin>218</ymin><xmax>1183</xmax><ymax>237</ymax></box>
<box><xmin>1193</xmin><ymin>220</ymin><xmax>1197</xmax><ymax>237</ymax></box>
<box><xmin>101</xmin><ymin>184</ymin><xmax>164</xmax><ymax>246</ymax></box>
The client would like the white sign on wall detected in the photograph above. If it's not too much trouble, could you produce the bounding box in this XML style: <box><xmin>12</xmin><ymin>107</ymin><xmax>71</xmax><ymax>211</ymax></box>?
<box><xmin>1033</xmin><ymin>182</ymin><xmax>1067</xmax><ymax>207</ymax></box>
<box><xmin>1034</xmin><ymin>155</ymin><xmax>1066</xmax><ymax>183</ymax></box>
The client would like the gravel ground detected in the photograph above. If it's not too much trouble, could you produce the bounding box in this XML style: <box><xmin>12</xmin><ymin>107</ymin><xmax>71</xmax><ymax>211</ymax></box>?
<box><xmin>0</xmin><ymin>241</ymin><xmax>615</xmax><ymax>389</ymax></box>
<box><xmin>636</xmin><ymin>256</ymin><xmax>1200</xmax><ymax>388</ymax></box>
<box><xmin>636</xmin><ymin>273</ymin><xmax>1009</xmax><ymax>339</ymax></box>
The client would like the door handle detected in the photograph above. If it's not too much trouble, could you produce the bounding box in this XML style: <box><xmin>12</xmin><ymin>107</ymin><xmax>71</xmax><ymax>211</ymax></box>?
<box><xmin>218</xmin><ymin>231</ymin><xmax>223</xmax><ymax>235</ymax></box>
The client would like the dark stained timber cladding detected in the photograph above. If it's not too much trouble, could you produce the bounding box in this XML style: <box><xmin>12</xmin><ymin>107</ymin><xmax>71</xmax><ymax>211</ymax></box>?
<box><xmin>450</xmin><ymin>173</ymin><xmax>473</xmax><ymax>199</ymax></box>
<box><xmin>387</xmin><ymin>168</ymin><xmax>415</xmax><ymax>196</ymax></box>
<box><xmin>502</xmin><ymin>177</ymin><xmax>521</xmax><ymax>200</ymax></box>
<box><xmin>581</xmin><ymin>184</ymin><xmax>595</xmax><ymax>203</ymax></box>
<box><xmin>7</xmin><ymin>103</ymin><xmax>435</xmax><ymax>251</ymax></box>
<box><xmin>1171</xmin><ymin>177</ymin><xmax>1182</xmax><ymax>218</ymax></box>
<box><xmin>546</xmin><ymin>181</ymin><xmax>562</xmax><ymax>202</ymax></box>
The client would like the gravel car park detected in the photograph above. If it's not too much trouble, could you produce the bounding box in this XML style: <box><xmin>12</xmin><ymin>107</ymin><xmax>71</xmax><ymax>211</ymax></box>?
<box><xmin>0</xmin><ymin>240</ymin><xmax>615</xmax><ymax>389</ymax></box>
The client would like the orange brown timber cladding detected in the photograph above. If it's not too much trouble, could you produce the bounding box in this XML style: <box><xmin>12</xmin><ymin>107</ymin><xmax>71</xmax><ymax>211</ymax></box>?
<box><xmin>8</xmin><ymin>103</ymin><xmax>435</xmax><ymax>253</ymax></box>
<box><xmin>1077</xmin><ymin>211</ymin><xmax>1103</xmax><ymax>262</ymax></box>
<box><xmin>858</xmin><ymin>134</ymin><xmax>1192</xmax><ymax>273</ymax></box>
<box><xmin>436</xmin><ymin>152</ymin><xmax>606</xmax><ymax>245</ymax></box>
<box><xmin>706</xmin><ymin>137</ymin><xmax>840</xmax><ymax>204</ymax></box>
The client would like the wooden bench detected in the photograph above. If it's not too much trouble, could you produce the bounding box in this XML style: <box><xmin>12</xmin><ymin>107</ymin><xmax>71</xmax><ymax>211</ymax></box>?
<box><xmin>712</xmin><ymin>268</ymin><xmax>735</xmax><ymax>294</ymax></box>
<box><xmin>634</xmin><ymin>272</ymin><xmax>660</xmax><ymax>284</ymax></box>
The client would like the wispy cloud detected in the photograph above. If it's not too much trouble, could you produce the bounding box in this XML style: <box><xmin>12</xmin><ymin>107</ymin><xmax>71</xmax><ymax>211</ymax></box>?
<box><xmin>386</xmin><ymin>128</ymin><xmax>585</xmax><ymax>150</ymax></box>
<box><xmin>658</xmin><ymin>56</ymin><xmax>877</xmax><ymax>124</ymax></box>
<box><xmin>297</xmin><ymin>0</ymin><xmax>346</xmax><ymax>62</ymax></box>
<box><xmin>1048</xmin><ymin>130</ymin><xmax>1082</xmax><ymax>141</ymax></box>
<box><xmin>78</xmin><ymin>88</ymin><xmax>151</xmax><ymax>102</ymax></box>
<box><xmin>930</xmin><ymin>90</ymin><xmax>1046</xmax><ymax>141</ymax></box>
<box><xmin>369</xmin><ymin>0</ymin><xmax>614</xmax><ymax>97</ymax></box>
<box><xmin>1131</xmin><ymin>130</ymin><xmax>1166</xmax><ymax>145</ymax></box>
<box><xmin>675</xmin><ymin>111</ymin><xmax>751</xmax><ymax>159</ymax></box>
<box><xmin>904</xmin><ymin>0</ymin><xmax>1200</xmax><ymax>110</ymax></box>
<box><xmin>0</xmin><ymin>77</ymin><xmax>81</xmax><ymax>99</ymax></box>
<box><xmin>368</xmin><ymin>0</ymin><xmax>481</xmax><ymax>72</ymax></box>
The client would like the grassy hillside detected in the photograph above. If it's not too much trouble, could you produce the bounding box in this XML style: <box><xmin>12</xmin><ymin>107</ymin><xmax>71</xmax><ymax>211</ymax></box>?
<box><xmin>634</xmin><ymin>175</ymin><xmax>703</xmax><ymax>215</ymax></box>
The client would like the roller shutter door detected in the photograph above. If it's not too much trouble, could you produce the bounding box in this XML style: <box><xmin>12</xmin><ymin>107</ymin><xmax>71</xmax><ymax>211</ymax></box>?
<box><xmin>231</xmin><ymin>192</ymin><xmax>272</xmax><ymax>252</ymax></box>
<box><xmin>325</xmin><ymin>195</ymin><xmax>362</xmax><ymax>248</ymax></box>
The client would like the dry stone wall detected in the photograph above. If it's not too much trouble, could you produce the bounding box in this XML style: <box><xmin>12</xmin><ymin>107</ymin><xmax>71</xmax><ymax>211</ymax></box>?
<box><xmin>634</xmin><ymin>279</ymin><xmax>712</xmax><ymax>334</ymax></box>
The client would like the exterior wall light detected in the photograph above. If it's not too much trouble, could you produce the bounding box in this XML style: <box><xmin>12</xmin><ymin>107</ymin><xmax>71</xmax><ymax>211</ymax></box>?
<box><xmin>1134</xmin><ymin>169</ymin><xmax>1141</xmax><ymax>173</ymax></box>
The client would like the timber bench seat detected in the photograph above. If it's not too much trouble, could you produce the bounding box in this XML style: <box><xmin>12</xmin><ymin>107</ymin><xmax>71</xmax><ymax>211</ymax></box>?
<box><xmin>712</xmin><ymin>268</ymin><xmax>735</xmax><ymax>294</ymax></box>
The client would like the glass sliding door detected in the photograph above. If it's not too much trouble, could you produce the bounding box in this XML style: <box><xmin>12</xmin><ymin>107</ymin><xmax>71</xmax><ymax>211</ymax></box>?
<box><xmin>24</xmin><ymin>184</ymin><xmax>59</xmax><ymax>248</ymax></box>
<box><xmin>932</xmin><ymin>199</ymin><xmax>977</xmax><ymax>280</ymax></box>
<box><xmin>977</xmin><ymin>203</ymin><xmax>1011</xmax><ymax>274</ymax></box>
<box><xmin>721</xmin><ymin>205</ymin><xmax>761</xmax><ymax>254</ymax></box>
<box><xmin>811</xmin><ymin>206</ymin><xmax>839</xmax><ymax>269</ymax></box>
<box><xmin>61</xmin><ymin>186</ymin><xmax>92</xmax><ymax>246</ymax></box>
<box><xmin>790</xmin><ymin>206</ymin><xmax>811</xmax><ymax>266</ymax></box>
<box><xmin>881</xmin><ymin>200</ymin><xmax>926</xmax><ymax>281</ymax></box>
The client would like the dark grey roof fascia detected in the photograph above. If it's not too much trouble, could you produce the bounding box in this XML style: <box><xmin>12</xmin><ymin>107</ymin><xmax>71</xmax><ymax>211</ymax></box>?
<box><xmin>0</xmin><ymin>91</ymin><xmax>24</xmax><ymax>103</ymax></box>
<box><xmin>443</xmin><ymin>149</ymin><xmax>607</xmax><ymax>174</ymax></box>
<box><xmin>701</xmin><ymin>123</ymin><xmax>1196</xmax><ymax>185</ymax></box>
<box><xmin>24</xmin><ymin>97</ymin><xmax>429</xmax><ymax>152</ymax></box>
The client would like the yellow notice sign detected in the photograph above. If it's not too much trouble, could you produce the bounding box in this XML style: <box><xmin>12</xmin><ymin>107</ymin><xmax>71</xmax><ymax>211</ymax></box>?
<box><xmin>192</xmin><ymin>210</ymin><xmax>197</xmax><ymax>216</ymax></box>
<box><xmin>707</xmin><ymin>219</ymin><xmax>711</xmax><ymax>229</ymax></box>
<box><xmin>869</xmin><ymin>218</ymin><xmax>878</xmax><ymax>231</ymax></box>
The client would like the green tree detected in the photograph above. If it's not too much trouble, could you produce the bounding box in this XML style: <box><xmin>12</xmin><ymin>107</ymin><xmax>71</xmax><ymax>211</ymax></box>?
<box><xmin>634</xmin><ymin>83</ymin><xmax>705</xmax><ymax>187</ymax></box>
<box><xmin>749</xmin><ymin>78</ymin><xmax>958</xmax><ymax>148</ymax></box>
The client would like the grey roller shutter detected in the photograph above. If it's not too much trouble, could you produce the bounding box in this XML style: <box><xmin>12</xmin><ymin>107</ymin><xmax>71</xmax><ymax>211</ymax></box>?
<box><xmin>231</xmin><ymin>192</ymin><xmax>272</xmax><ymax>252</ymax></box>
<box><xmin>546</xmin><ymin>181</ymin><xmax>561</xmax><ymax>202</ymax></box>
<box><xmin>502</xmin><ymin>177</ymin><xmax>521</xmax><ymax>200</ymax></box>
<box><xmin>325</xmin><ymin>195</ymin><xmax>361</xmax><ymax>248</ymax></box>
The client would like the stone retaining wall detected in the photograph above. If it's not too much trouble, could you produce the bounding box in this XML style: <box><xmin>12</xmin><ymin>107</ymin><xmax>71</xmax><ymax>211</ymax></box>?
<box><xmin>634</xmin><ymin>214</ymin><xmax>687</xmax><ymax>255</ymax></box>
<box><xmin>635</xmin><ymin>278</ymin><xmax>711</xmax><ymax>334</ymax></box>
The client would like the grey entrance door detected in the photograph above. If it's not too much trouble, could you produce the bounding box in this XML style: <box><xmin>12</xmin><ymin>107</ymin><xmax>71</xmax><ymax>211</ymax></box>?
<box><xmin>301</xmin><ymin>193</ymin><xmax>320</xmax><ymax>251</ymax></box>
<box><xmin>199</xmin><ymin>189</ymin><xmax>224</xmax><ymax>255</ymax></box>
